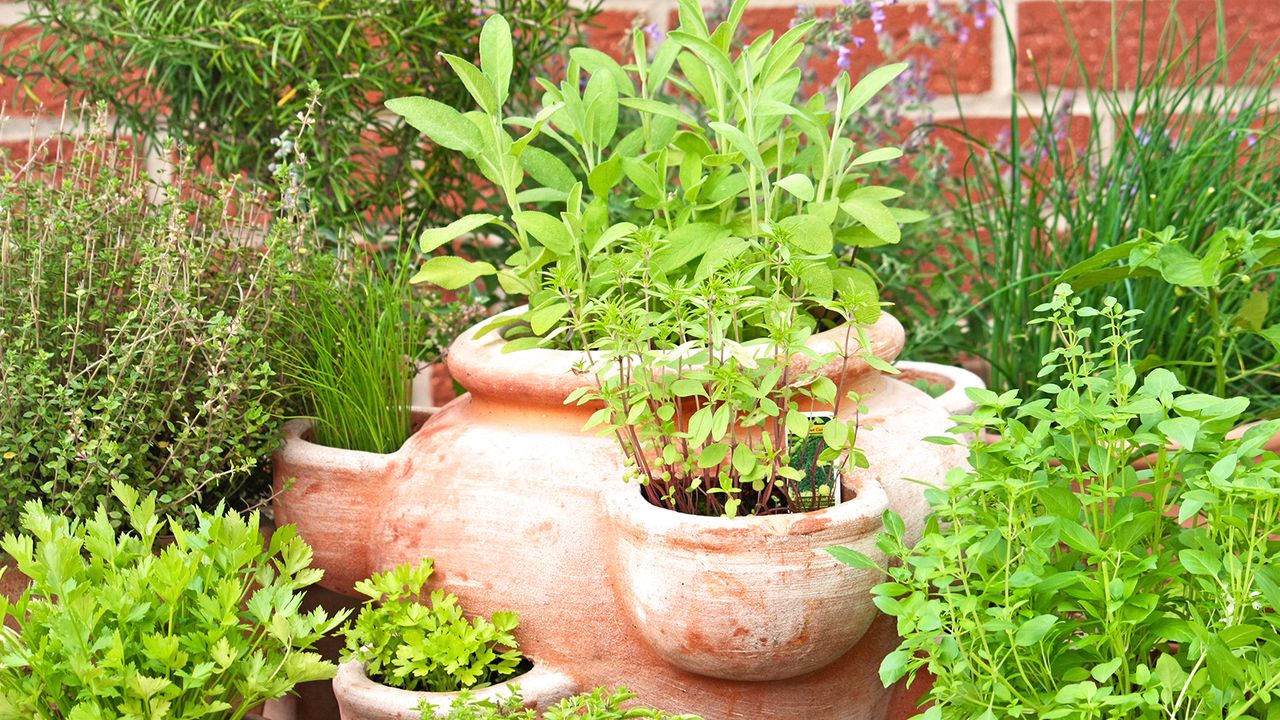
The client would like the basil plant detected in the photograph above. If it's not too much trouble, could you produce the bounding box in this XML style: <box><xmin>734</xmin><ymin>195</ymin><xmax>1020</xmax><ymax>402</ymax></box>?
<box><xmin>390</xmin><ymin>0</ymin><xmax>921</xmax><ymax>516</ymax></box>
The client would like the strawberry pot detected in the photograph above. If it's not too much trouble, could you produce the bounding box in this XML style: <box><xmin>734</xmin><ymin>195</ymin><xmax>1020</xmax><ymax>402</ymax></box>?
<box><xmin>272</xmin><ymin>408</ymin><xmax>436</xmax><ymax>592</ymax></box>
<box><xmin>275</xmin><ymin>309</ymin><xmax>969</xmax><ymax>719</ymax></box>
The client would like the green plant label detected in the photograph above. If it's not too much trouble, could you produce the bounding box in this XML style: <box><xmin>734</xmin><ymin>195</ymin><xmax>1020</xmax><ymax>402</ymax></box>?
<box><xmin>787</xmin><ymin>411</ymin><xmax>842</xmax><ymax>510</ymax></box>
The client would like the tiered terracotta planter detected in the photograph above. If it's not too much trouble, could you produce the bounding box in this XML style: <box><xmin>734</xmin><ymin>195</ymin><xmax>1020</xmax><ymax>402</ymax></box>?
<box><xmin>333</xmin><ymin>661</ymin><xmax>576</xmax><ymax>719</ymax></box>
<box><xmin>274</xmin><ymin>310</ymin><xmax>969</xmax><ymax>720</ymax></box>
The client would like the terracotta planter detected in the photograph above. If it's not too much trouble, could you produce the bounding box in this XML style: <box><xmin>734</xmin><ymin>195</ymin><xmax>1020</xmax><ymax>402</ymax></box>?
<box><xmin>332</xmin><ymin>660</ymin><xmax>576</xmax><ymax>720</ymax></box>
<box><xmin>605</xmin><ymin>470</ymin><xmax>890</xmax><ymax>681</ymax></box>
<box><xmin>895</xmin><ymin>361</ymin><xmax>985</xmax><ymax>417</ymax></box>
<box><xmin>272</xmin><ymin>408</ymin><xmax>436</xmax><ymax>593</ymax></box>
<box><xmin>276</xmin><ymin>309</ymin><xmax>968</xmax><ymax>719</ymax></box>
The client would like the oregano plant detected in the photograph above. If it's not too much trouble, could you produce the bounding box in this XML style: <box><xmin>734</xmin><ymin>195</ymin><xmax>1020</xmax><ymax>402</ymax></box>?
<box><xmin>834</xmin><ymin>285</ymin><xmax>1280</xmax><ymax>718</ymax></box>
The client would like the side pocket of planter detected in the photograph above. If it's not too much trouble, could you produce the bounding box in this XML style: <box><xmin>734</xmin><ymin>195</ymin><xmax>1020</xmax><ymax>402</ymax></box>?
<box><xmin>272</xmin><ymin>418</ymin><xmax>403</xmax><ymax>594</ymax></box>
<box><xmin>332</xmin><ymin>660</ymin><xmax>578</xmax><ymax>720</ymax></box>
<box><xmin>602</xmin><ymin>474</ymin><xmax>891</xmax><ymax>682</ymax></box>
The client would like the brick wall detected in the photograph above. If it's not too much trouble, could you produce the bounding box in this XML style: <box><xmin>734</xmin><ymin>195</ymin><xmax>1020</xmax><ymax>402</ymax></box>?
<box><xmin>1</xmin><ymin>0</ymin><xmax>1277</xmax><ymax>162</ymax></box>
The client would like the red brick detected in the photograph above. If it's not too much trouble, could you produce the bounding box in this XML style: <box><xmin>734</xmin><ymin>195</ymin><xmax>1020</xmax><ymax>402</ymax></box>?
<box><xmin>585</xmin><ymin>10</ymin><xmax>643</xmax><ymax>61</ymax></box>
<box><xmin>0</xmin><ymin>137</ymin><xmax>72</xmax><ymax>169</ymax></box>
<box><xmin>1017</xmin><ymin>0</ymin><xmax>1280</xmax><ymax>90</ymax></box>
<box><xmin>924</xmin><ymin>112</ymin><xmax>1094</xmax><ymax>179</ymax></box>
<box><xmin>0</xmin><ymin>26</ymin><xmax>70</xmax><ymax>114</ymax></box>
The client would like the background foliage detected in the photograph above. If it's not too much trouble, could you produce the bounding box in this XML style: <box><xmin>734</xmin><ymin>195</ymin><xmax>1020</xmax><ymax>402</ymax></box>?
<box><xmin>897</xmin><ymin>2</ymin><xmax>1280</xmax><ymax>407</ymax></box>
<box><xmin>2</xmin><ymin>0</ymin><xmax>597</xmax><ymax>234</ymax></box>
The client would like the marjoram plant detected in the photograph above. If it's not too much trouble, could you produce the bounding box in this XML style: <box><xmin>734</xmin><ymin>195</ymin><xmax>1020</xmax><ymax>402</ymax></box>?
<box><xmin>0</xmin><ymin>483</ymin><xmax>345</xmax><ymax>720</ymax></box>
<box><xmin>834</xmin><ymin>285</ymin><xmax>1280</xmax><ymax>719</ymax></box>
<box><xmin>390</xmin><ymin>0</ymin><xmax>921</xmax><ymax>517</ymax></box>
<box><xmin>340</xmin><ymin>560</ymin><xmax>524</xmax><ymax>693</ymax></box>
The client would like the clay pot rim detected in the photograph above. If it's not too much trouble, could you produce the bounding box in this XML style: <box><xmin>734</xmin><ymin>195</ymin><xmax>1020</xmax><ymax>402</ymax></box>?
<box><xmin>446</xmin><ymin>306</ymin><xmax>905</xmax><ymax>406</ymax></box>
<box><xmin>333</xmin><ymin>659</ymin><xmax>575</xmax><ymax>711</ymax></box>
<box><xmin>278</xmin><ymin>406</ymin><xmax>438</xmax><ymax>460</ymax></box>
<box><xmin>602</xmin><ymin>468</ymin><xmax>890</xmax><ymax>544</ymax></box>
<box><xmin>895</xmin><ymin>360</ymin><xmax>985</xmax><ymax>417</ymax></box>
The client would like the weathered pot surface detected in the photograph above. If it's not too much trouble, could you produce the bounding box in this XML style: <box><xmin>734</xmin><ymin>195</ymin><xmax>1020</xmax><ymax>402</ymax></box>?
<box><xmin>605</xmin><ymin>470</ymin><xmax>890</xmax><ymax>681</ymax></box>
<box><xmin>895</xmin><ymin>360</ymin><xmax>985</xmax><ymax>417</ymax></box>
<box><xmin>272</xmin><ymin>408</ymin><xmax>436</xmax><ymax>593</ymax></box>
<box><xmin>332</xmin><ymin>660</ymin><xmax>577</xmax><ymax>720</ymax></box>
<box><xmin>279</xmin><ymin>308</ymin><xmax>969</xmax><ymax>719</ymax></box>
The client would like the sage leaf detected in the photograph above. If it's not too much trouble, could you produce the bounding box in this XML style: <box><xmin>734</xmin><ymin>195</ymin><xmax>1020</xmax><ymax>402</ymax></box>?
<box><xmin>386</xmin><ymin>97</ymin><xmax>482</xmax><ymax>155</ymax></box>
<box><xmin>479</xmin><ymin>14</ymin><xmax>513</xmax><ymax>106</ymax></box>
<box><xmin>419</xmin><ymin>214</ymin><xmax>497</xmax><ymax>253</ymax></box>
<box><xmin>410</xmin><ymin>256</ymin><xmax>496</xmax><ymax>290</ymax></box>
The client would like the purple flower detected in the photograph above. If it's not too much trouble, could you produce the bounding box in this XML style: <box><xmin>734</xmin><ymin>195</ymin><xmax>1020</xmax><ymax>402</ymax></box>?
<box><xmin>837</xmin><ymin>45</ymin><xmax>855</xmax><ymax>70</ymax></box>
<box><xmin>974</xmin><ymin>1</ymin><xmax>995</xmax><ymax>29</ymax></box>
<box><xmin>853</xmin><ymin>35</ymin><xmax>866</xmax><ymax>49</ymax></box>
<box><xmin>870</xmin><ymin>2</ymin><xmax>887</xmax><ymax>34</ymax></box>
<box><xmin>643</xmin><ymin>23</ymin><xmax>664</xmax><ymax>43</ymax></box>
<box><xmin>958</xmin><ymin>25</ymin><xmax>971</xmax><ymax>44</ymax></box>
<box><xmin>1247</xmin><ymin>132</ymin><xmax>1260</xmax><ymax>147</ymax></box>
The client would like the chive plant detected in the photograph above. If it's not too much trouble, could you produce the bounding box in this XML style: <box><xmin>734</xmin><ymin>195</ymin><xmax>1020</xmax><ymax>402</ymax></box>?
<box><xmin>283</xmin><ymin>251</ymin><xmax>423</xmax><ymax>454</ymax></box>
<box><xmin>917</xmin><ymin>0</ymin><xmax>1280</xmax><ymax>400</ymax></box>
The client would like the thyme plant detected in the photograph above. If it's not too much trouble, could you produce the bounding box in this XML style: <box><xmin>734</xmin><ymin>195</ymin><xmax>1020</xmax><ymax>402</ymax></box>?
<box><xmin>0</xmin><ymin>112</ymin><xmax>305</xmax><ymax>531</ymax></box>
<box><xmin>390</xmin><ymin>0</ymin><xmax>918</xmax><ymax>517</ymax></box>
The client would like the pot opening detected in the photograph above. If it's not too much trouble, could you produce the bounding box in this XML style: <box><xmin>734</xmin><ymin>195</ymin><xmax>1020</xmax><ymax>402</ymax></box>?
<box><xmin>635</xmin><ymin>472</ymin><xmax>851</xmax><ymax>518</ymax></box>
<box><xmin>363</xmin><ymin>656</ymin><xmax>534</xmax><ymax>693</ymax></box>
<box><xmin>297</xmin><ymin>407</ymin><xmax>435</xmax><ymax>452</ymax></box>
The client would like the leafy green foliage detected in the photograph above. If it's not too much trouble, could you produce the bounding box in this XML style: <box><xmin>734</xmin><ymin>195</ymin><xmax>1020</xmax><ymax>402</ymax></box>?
<box><xmin>394</xmin><ymin>0</ymin><xmax>912</xmax><ymax>517</ymax></box>
<box><xmin>2</xmin><ymin>0</ymin><xmax>595</xmax><ymax>232</ymax></box>
<box><xmin>390</xmin><ymin>0</ymin><xmax>913</xmax><ymax>344</ymax></box>
<box><xmin>341</xmin><ymin>561</ymin><xmax>523</xmax><ymax>693</ymax></box>
<box><xmin>0</xmin><ymin>483</ymin><xmax>346</xmax><ymax>719</ymax></box>
<box><xmin>833</xmin><ymin>285</ymin><xmax>1280</xmax><ymax>718</ymax></box>
<box><xmin>1060</xmin><ymin>226</ymin><xmax>1280</xmax><ymax>400</ymax></box>
<box><xmin>439</xmin><ymin>686</ymin><xmax>702</xmax><ymax>720</ymax></box>
<box><xmin>0</xmin><ymin>113</ymin><xmax>310</xmax><ymax>532</ymax></box>
<box><xmin>567</xmin><ymin>283</ymin><xmax>875</xmax><ymax>518</ymax></box>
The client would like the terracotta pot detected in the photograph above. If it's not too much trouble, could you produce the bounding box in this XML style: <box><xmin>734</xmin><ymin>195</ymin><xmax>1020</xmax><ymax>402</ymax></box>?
<box><xmin>332</xmin><ymin>660</ymin><xmax>576</xmax><ymax>720</ymax></box>
<box><xmin>276</xmin><ymin>309</ymin><xmax>968</xmax><ymax>719</ymax></box>
<box><xmin>894</xmin><ymin>361</ymin><xmax>985</xmax><ymax>417</ymax></box>
<box><xmin>272</xmin><ymin>408</ymin><xmax>436</xmax><ymax>593</ymax></box>
<box><xmin>605</xmin><ymin>469</ymin><xmax>890</xmax><ymax>681</ymax></box>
